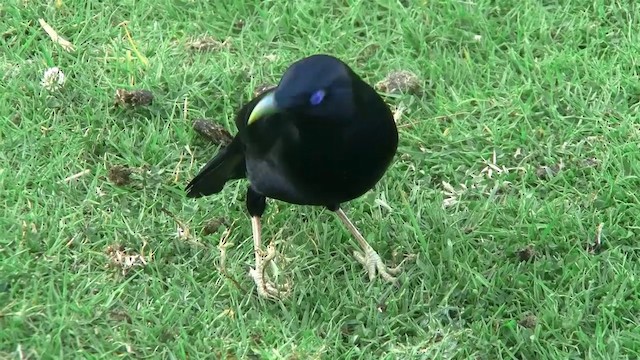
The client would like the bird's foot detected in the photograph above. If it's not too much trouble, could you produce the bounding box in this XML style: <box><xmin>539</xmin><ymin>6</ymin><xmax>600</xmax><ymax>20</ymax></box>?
<box><xmin>353</xmin><ymin>246</ymin><xmax>403</xmax><ymax>284</ymax></box>
<box><xmin>249</xmin><ymin>241</ymin><xmax>291</xmax><ymax>299</ymax></box>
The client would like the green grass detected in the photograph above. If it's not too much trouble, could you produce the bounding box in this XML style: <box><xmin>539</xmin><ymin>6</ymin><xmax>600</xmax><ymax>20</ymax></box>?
<box><xmin>2</xmin><ymin>0</ymin><xmax>640</xmax><ymax>358</ymax></box>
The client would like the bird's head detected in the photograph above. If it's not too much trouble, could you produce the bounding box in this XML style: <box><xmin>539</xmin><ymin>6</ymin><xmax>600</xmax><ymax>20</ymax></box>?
<box><xmin>247</xmin><ymin>54</ymin><xmax>357</xmax><ymax>126</ymax></box>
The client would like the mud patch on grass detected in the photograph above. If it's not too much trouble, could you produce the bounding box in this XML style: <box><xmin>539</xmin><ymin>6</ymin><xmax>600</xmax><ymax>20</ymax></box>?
<box><xmin>192</xmin><ymin>119</ymin><xmax>233</xmax><ymax>145</ymax></box>
<box><xmin>186</xmin><ymin>36</ymin><xmax>231</xmax><ymax>52</ymax></box>
<box><xmin>376</xmin><ymin>70</ymin><xmax>421</xmax><ymax>94</ymax></box>
<box><xmin>108</xmin><ymin>165</ymin><xmax>133</xmax><ymax>186</ymax></box>
<box><xmin>233</xmin><ymin>19</ymin><xmax>246</xmax><ymax>32</ymax></box>
<box><xmin>516</xmin><ymin>245</ymin><xmax>536</xmax><ymax>262</ymax></box>
<box><xmin>109</xmin><ymin>308</ymin><xmax>132</xmax><ymax>323</ymax></box>
<box><xmin>535</xmin><ymin>161</ymin><xmax>564</xmax><ymax>179</ymax></box>
<box><xmin>202</xmin><ymin>217</ymin><xmax>227</xmax><ymax>236</ymax></box>
<box><xmin>519</xmin><ymin>313</ymin><xmax>537</xmax><ymax>329</ymax></box>
<box><xmin>114</xmin><ymin>89</ymin><xmax>154</xmax><ymax>107</ymax></box>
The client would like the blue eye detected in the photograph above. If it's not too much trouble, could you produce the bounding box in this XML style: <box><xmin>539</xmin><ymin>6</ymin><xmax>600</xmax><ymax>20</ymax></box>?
<box><xmin>309</xmin><ymin>89</ymin><xmax>325</xmax><ymax>106</ymax></box>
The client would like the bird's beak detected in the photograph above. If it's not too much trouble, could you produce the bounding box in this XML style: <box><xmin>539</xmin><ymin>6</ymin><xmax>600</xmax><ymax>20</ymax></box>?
<box><xmin>247</xmin><ymin>92</ymin><xmax>280</xmax><ymax>126</ymax></box>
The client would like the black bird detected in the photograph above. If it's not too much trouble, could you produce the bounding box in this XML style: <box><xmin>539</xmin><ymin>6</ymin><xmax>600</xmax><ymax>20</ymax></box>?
<box><xmin>186</xmin><ymin>54</ymin><xmax>403</xmax><ymax>299</ymax></box>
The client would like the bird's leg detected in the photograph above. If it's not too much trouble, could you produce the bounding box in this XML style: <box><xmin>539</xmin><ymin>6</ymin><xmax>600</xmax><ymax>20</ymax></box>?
<box><xmin>335</xmin><ymin>208</ymin><xmax>403</xmax><ymax>284</ymax></box>
<box><xmin>248</xmin><ymin>215</ymin><xmax>291</xmax><ymax>299</ymax></box>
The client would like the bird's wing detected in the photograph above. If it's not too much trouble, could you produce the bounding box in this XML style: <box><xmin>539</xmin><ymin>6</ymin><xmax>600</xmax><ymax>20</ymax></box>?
<box><xmin>185</xmin><ymin>88</ymin><xmax>280</xmax><ymax>198</ymax></box>
<box><xmin>184</xmin><ymin>136</ymin><xmax>246</xmax><ymax>198</ymax></box>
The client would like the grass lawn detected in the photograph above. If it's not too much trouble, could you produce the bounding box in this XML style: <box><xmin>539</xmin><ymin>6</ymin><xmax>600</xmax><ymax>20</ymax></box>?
<box><xmin>2</xmin><ymin>0</ymin><xmax>640</xmax><ymax>358</ymax></box>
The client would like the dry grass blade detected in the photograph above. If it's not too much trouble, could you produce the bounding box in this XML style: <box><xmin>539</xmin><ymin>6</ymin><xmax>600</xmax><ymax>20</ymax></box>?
<box><xmin>38</xmin><ymin>18</ymin><xmax>75</xmax><ymax>52</ymax></box>
<box><xmin>216</xmin><ymin>221</ymin><xmax>246</xmax><ymax>293</ymax></box>
<box><xmin>587</xmin><ymin>223</ymin><xmax>605</xmax><ymax>254</ymax></box>
<box><xmin>58</xmin><ymin>169</ymin><xmax>90</xmax><ymax>183</ymax></box>
<box><xmin>105</xmin><ymin>242</ymin><xmax>151</xmax><ymax>276</ymax></box>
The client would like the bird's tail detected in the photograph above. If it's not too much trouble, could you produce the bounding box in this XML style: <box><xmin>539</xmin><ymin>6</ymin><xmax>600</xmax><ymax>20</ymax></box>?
<box><xmin>185</xmin><ymin>138</ymin><xmax>246</xmax><ymax>198</ymax></box>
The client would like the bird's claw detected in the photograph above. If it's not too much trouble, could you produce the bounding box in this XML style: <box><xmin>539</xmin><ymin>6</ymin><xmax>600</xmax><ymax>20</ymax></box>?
<box><xmin>249</xmin><ymin>242</ymin><xmax>291</xmax><ymax>299</ymax></box>
<box><xmin>353</xmin><ymin>247</ymin><xmax>403</xmax><ymax>284</ymax></box>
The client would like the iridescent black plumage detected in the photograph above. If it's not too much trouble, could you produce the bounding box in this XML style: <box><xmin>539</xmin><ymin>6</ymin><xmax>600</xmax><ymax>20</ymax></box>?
<box><xmin>186</xmin><ymin>54</ymin><xmax>401</xmax><ymax>298</ymax></box>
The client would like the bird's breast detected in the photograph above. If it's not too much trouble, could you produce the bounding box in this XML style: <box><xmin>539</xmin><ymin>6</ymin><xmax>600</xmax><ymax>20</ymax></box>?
<box><xmin>295</xmin><ymin>129</ymin><xmax>393</xmax><ymax>202</ymax></box>
<box><xmin>245</xmin><ymin>115</ymin><xmax>397</xmax><ymax>206</ymax></box>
